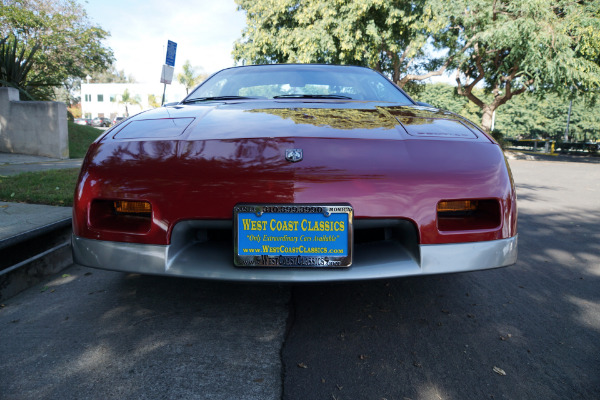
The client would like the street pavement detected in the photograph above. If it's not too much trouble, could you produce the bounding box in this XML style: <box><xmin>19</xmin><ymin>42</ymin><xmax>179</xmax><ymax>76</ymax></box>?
<box><xmin>0</xmin><ymin>152</ymin><xmax>288</xmax><ymax>400</ymax></box>
<box><xmin>282</xmin><ymin>155</ymin><xmax>600</xmax><ymax>399</ymax></box>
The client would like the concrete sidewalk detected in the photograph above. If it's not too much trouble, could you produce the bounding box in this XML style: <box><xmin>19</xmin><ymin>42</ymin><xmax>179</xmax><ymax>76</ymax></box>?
<box><xmin>1</xmin><ymin>152</ymin><xmax>79</xmax><ymax>299</ymax></box>
<box><xmin>0</xmin><ymin>152</ymin><xmax>81</xmax><ymax>242</ymax></box>
<box><xmin>0</xmin><ymin>152</ymin><xmax>83</xmax><ymax>176</ymax></box>
<box><xmin>0</xmin><ymin>201</ymin><xmax>71</xmax><ymax>245</ymax></box>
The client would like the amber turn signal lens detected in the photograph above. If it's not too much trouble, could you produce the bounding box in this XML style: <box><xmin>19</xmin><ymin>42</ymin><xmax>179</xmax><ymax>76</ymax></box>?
<box><xmin>113</xmin><ymin>200</ymin><xmax>151</xmax><ymax>214</ymax></box>
<box><xmin>437</xmin><ymin>199</ymin><xmax>501</xmax><ymax>231</ymax></box>
<box><xmin>437</xmin><ymin>200</ymin><xmax>478</xmax><ymax>213</ymax></box>
<box><xmin>89</xmin><ymin>200</ymin><xmax>152</xmax><ymax>233</ymax></box>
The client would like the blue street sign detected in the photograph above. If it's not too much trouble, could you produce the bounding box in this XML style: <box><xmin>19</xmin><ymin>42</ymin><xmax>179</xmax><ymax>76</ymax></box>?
<box><xmin>165</xmin><ymin>40</ymin><xmax>177</xmax><ymax>67</ymax></box>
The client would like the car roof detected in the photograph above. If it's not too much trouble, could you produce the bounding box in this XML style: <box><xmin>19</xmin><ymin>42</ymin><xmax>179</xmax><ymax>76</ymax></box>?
<box><xmin>214</xmin><ymin>63</ymin><xmax>375</xmax><ymax>75</ymax></box>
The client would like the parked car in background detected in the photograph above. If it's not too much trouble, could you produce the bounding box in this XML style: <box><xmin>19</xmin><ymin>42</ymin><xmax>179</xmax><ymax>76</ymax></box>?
<box><xmin>74</xmin><ymin>118</ymin><xmax>92</xmax><ymax>126</ymax></box>
<box><xmin>112</xmin><ymin>116</ymin><xmax>125</xmax><ymax>126</ymax></box>
<box><xmin>92</xmin><ymin>117</ymin><xmax>111</xmax><ymax>127</ymax></box>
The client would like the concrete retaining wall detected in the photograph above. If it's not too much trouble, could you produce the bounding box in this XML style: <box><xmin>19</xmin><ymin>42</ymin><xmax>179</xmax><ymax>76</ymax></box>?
<box><xmin>0</xmin><ymin>87</ymin><xmax>69</xmax><ymax>159</ymax></box>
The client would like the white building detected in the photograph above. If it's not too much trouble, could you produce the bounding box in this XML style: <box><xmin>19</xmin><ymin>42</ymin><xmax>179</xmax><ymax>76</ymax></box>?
<box><xmin>80</xmin><ymin>82</ymin><xmax>189</xmax><ymax>119</ymax></box>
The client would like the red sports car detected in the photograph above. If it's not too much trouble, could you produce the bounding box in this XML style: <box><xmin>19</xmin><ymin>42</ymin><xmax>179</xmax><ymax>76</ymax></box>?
<box><xmin>72</xmin><ymin>64</ymin><xmax>517</xmax><ymax>282</ymax></box>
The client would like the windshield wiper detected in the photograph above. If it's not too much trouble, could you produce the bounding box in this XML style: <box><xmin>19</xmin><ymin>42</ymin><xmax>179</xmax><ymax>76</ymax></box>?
<box><xmin>272</xmin><ymin>94</ymin><xmax>353</xmax><ymax>99</ymax></box>
<box><xmin>182</xmin><ymin>96</ymin><xmax>258</xmax><ymax>103</ymax></box>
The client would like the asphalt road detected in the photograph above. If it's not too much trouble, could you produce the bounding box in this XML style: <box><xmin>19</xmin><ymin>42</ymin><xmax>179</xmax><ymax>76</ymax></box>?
<box><xmin>1</xmin><ymin>157</ymin><xmax>598</xmax><ymax>399</ymax></box>
<box><xmin>0</xmin><ymin>272</ymin><xmax>289</xmax><ymax>399</ymax></box>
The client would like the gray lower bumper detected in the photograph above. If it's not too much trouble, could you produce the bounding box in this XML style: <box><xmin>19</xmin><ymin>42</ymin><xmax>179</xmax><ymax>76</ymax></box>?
<box><xmin>72</xmin><ymin>234</ymin><xmax>517</xmax><ymax>282</ymax></box>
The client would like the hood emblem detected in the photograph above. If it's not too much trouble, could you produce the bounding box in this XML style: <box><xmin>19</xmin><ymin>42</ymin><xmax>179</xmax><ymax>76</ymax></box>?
<box><xmin>285</xmin><ymin>149</ymin><xmax>303</xmax><ymax>163</ymax></box>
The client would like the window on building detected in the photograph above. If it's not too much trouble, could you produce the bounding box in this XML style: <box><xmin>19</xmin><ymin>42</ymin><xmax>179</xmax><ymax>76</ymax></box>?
<box><xmin>110</xmin><ymin>95</ymin><xmax>116</xmax><ymax>102</ymax></box>
<box><xmin>97</xmin><ymin>94</ymin><xmax>104</xmax><ymax>102</ymax></box>
<box><xmin>84</xmin><ymin>94</ymin><xmax>91</xmax><ymax>102</ymax></box>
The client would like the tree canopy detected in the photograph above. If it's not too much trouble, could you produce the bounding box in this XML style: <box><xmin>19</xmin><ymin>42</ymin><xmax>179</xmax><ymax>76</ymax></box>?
<box><xmin>177</xmin><ymin>60</ymin><xmax>208</xmax><ymax>94</ymax></box>
<box><xmin>407</xmin><ymin>83</ymin><xmax>600</xmax><ymax>141</ymax></box>
<box><xmin>0</xmin><ymin>0</ymin><xmax>113</xmax><ymax>100</ymax></box>
<box><xmin>120</xmin><ymin>89</ymin><xmax>141</xmax><ymax>117</ymax></box>
<box><xmin>233</xmin><ymin>0</ymin><xmax>454</xmax><ymax>86</ymax></box>
<box><xmin>0</xmin><ymin>35</ymin><xmax>41</xmax><ymax>99</ymax></box>
<box><xmin>233</xmin><ymin>0</ymin><xmax>600</xmax><ymax>132</ymax></box>
<box><xmin>91</xmin><ymin>63</ymin><xmax>135</xmax><ymax>84</ymax></box>
<box><xmin>439</xmin><ymin>0</ymin><xmax>600</xmax><ymax>131</ymax></box>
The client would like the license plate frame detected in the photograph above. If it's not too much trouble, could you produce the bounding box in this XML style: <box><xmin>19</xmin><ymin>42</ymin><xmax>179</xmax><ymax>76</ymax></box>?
<box><xmin>234</xmin><ymin>204</ymin><xmax>353</xmax><ymax>268</ymax></box>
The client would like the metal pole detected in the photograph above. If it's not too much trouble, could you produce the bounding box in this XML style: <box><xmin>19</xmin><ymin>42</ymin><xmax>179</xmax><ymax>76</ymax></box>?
<box><xmin>161</xmin><ymin>83</ymin><xmax>167</xmax><ymax>106</ymax></box>
<box><xmin>564</xmin><ymin>98</ymin><xmax>573</xmax><ymax>142</ymax></box>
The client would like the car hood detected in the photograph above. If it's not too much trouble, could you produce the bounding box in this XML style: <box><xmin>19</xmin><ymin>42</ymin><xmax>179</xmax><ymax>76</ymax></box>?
<box><xmin>107</xmin><ymin>101</ymin><xmax>493</xmax><ymax>143</ymax></box>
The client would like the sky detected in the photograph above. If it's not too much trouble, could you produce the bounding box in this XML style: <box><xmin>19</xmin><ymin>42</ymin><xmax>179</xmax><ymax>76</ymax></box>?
<box><xmin>78</xmin><ymin>0</ymin><xmax>456</xmax><ymax>86</ymax></box>
<box><xmin>79</xmin><ymin>0</ymin><xmax>247</xmax><ymax>83</ymax></box>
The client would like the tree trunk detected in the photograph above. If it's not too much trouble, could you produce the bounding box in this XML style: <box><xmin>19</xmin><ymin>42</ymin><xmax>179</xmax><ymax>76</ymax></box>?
<box><xmin>480</xmin><ymin>106</ymin><xmax>494</xmax><ymax>133</ymax></box>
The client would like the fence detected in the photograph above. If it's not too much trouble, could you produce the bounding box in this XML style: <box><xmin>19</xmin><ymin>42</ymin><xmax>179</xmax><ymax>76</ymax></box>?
<box><xmin>505</xmin><ymin>139</ymin><xmax>599</xmax><ymax>154</ymax></box>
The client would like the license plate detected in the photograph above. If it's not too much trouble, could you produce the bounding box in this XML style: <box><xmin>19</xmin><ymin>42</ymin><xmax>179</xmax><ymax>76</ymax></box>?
<box><xmin>234</xmin><ymin>204</ymin><xmax>353</xmax><ymax>267</ymax></box>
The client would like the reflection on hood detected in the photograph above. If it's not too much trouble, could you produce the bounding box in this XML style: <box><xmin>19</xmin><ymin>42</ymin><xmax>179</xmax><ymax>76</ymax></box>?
<box><xmin>245</xmin><ymin>107</ymin><xmax>399</xmax><ymax>130</ymax></box>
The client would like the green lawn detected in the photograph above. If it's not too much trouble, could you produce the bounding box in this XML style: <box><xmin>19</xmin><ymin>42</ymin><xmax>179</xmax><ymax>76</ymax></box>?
<box><xmin>0</xmin><ymin>123</ymin><xmax>102</xmax><ymax>206</ymax></box>
<box><xmin>68</xmin><ymin>121</ymin><xmax>103</xmax><ymax>158</ymax></box>
<box><xmin>0</xmin><ymin>168</ymin><xmax>80</xmax><ymax>206</ymax></box>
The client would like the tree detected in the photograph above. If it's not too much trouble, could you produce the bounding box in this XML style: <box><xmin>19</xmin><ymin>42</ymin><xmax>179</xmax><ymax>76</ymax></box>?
<box><xmin>437</xmin><ymin>0</ymin><xmax>600</xmax><ymax>132</ymax></box>
<box><xmin>233</xmin><ymin>0</ymin><xmax>459</xmax><ymax>87</ymax></box>
<box><xmin>67</xmin><ymin>102</ymin><xmax>81</xmax><ymax>119</ymax></box>
<box><xmin>177</xmin><ymin>60</ymin><xmax>207</xmax><ymax>94</ymax></box>
<box><xmin>147</xmin><ymin>94</ymin><xmax>160</xmax><ymax>109</ymax></box>
<box><xmin>0</xmin><ymin>35</ymin><xmax>43</xmax><ymax>99</ymax></box>
<box><xmin>0</xmin><ymin>0</ymin><xmax>113</xmax><ymax>100</ymax></box>
<box><xmin>407</xmin><ymin>82</ymin><xmax>600</xmax><ymax>141</ymax></box>
<box><xmin>234</xmin><ymin>0</ymin><xmax>600</xmax><ymax>133</ymax></box>
<box><xmin>119</xmin><ymin>89</ymin><xmax>141</xmax><ymax>117</ymax></box>
<box><xmin>91</xmin><ymin>63</ymin><xmax>134</xmax><ymax>84</ymax></box>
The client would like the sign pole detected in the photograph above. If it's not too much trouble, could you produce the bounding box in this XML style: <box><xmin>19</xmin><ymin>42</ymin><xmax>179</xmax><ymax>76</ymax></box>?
<box><xmin>160</xmin><ymin>40</ymin><xmax>177</xmax><ymax>106</ymax></box>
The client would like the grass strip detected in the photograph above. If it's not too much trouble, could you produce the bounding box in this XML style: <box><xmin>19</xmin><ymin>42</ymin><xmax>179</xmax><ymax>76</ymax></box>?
<box><xmin>0</xmin><ymin>168</ymin><xmax>79</xmax><ymax>207</ymax></box>
<box><xmin>68</xmin><ymin>122</ymin><xmax>103</xmax><ymax>158</ymax></box>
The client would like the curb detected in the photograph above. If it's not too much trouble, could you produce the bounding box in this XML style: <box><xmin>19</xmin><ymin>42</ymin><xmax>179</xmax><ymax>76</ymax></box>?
<box><xmin>0</xmin><ymin>219</ymin><xmax>73</xmax><ymax>301</ymax></box>
<box><xmin>0</xmin><ymin>217</ymin><xmax>71</xmax><ymax>250</ymax></box>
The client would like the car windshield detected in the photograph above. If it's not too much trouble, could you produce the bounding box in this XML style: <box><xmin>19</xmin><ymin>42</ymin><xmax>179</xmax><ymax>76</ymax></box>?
<box><xmin>185</xmin><ymin>65</ymin><xmax>413</xmax><ymax>104</ymax></box>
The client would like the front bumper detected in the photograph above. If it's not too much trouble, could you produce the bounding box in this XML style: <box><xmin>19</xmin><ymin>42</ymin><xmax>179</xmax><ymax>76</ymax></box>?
<box><xmin>72</xmin><ymin>231</ymin><xmax>517</xmax><ymax>283</ymax></box>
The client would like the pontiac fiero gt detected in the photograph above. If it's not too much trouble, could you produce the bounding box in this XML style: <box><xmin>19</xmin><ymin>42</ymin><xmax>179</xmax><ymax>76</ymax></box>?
<box><xmin>72</xmin><ymin>64</ymin><xmax>517</xmax><ymax>282</ymax></box>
